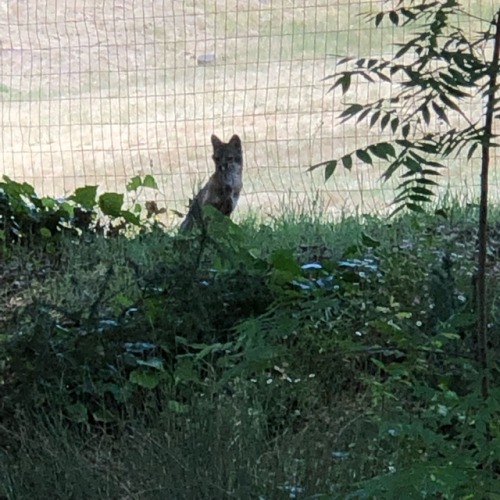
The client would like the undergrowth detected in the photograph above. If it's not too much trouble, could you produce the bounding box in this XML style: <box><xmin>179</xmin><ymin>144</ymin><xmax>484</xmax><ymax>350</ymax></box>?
<box><xmin>0</xmin><ymin>196</ymin><xmax>499</xmax><ymax>499</ymax></box>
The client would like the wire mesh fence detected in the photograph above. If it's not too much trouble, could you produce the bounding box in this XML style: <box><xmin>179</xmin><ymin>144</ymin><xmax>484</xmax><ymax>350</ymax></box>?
<box><xmin>0</xmin><ymin>0</ymin><xmax>498</xmax><ymax>223</ymax></box>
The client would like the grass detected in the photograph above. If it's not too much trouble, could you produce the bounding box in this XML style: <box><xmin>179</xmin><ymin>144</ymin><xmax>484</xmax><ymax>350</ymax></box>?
<box><xmin>1</xmin><ymin>203</ymin><xmax>499</xmax><ymax>498</ymax></box>
<box><xmin>1</xmin><ymin>0</ymin><xmax>499</xmax><ymax>222</ymax></box>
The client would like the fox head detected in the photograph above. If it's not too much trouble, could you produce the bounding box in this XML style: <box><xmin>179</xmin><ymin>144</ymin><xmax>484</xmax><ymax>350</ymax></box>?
<box><xmin>211</xmin><ymin>134</ymin><xmax>243</xmax><ymax>174</ymax></box>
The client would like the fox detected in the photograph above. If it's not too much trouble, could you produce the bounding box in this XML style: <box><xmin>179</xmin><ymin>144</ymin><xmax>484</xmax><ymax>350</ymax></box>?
<box><xmin>180</xmin><ymin>134</ymin><xmax>243</xmax><ymax>231</ymax></box>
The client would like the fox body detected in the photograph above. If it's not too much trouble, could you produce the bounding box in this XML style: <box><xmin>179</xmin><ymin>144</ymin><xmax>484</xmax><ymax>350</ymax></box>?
<box><xmin>180</xmin><ymin>134</ymin><xmax>243</xmax><ymax>231</ymax></box>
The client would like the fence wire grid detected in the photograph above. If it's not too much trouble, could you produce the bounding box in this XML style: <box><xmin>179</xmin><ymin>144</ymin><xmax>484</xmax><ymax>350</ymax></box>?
<box><xmin>0</xmin><ymin>0</ymin><xmax>498</xmax><ymax>223</ymax></box>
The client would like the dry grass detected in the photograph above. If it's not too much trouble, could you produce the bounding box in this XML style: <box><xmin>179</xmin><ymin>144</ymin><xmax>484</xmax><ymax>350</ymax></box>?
<box><xmin>0</xmin><ymin>0</ymin><xmax>498</xmax><ymax>224</ymax></box>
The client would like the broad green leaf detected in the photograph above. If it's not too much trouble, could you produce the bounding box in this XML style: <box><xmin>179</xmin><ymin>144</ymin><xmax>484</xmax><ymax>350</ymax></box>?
<box><xmin>72</xmin><ymin>185</ymin><xmax>98</xmax><ymax>210</ymax></box>
<box><xmin>174</xmin><ymin>358</ymin><xmax>200</xmax><ymax>385</ymax></box>
<box><xmin>271</xmin><ymin>249</ymin><xmax>301</xmax><ymax>275</ymax></box>
<box><xmin>40</xmin><ymin>227</ymin><xmax>52</xmax><ymax>238</ymax></box>
<box><xmin>60</xmin><ymin>202</ymin><xmax>74</xmax><ymax>215</ymax></box>
<box><xmin>41</xmin><ymin>197</ymin><xmax>56</xmax><ymax>209</ymax></box>
<box><xmin>126</xmin><ymin>175</ymin><xmax>142</xmax><ymax>192</ymax></box>
<box><xmin>99</xmin><ymin>192</ymin><xmax>124</xmax><ymax>217</ymax></box>
<box><xmin>129</xmin><ymin>369</ymin><xmax>163</xmax><ymax>389</ymax></box>
<box><xmin>121</xmin><ymin>210</ymin><xmax>140</xmax><ymax>225</ymax></box>
<box><xmin>143</xmin><ymin>175</ymin><xmax>158</xmax><ymax>189</ymax></box>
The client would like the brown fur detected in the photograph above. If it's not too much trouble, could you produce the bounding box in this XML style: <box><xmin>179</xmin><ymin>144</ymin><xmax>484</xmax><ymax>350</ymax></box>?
<box><xmin>180</xmin><ymin>134</ymin><xmax>243</xmax><ymax>231</ymax></box>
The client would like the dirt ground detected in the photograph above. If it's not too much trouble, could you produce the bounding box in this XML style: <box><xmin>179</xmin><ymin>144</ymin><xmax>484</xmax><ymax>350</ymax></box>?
<box><xmin>0</xmin><ymin>0</ymin><xmax>498</xmax><ymax>224</ymax></box>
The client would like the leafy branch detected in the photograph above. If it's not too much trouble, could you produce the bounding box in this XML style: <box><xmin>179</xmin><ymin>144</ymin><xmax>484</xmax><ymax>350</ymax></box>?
<box><xmin>311</xmin><ymin>0</ymin><xmax>498</xmax><ymax>213</ymax></box>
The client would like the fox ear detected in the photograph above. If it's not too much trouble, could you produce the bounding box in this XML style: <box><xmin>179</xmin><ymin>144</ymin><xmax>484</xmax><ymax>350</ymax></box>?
<box><xmin>228</xmin><ymin>134</ymin><xmax>241</xmax><ymax>150</ymax></box>
<box><xmin>211</xmin><ymin>134</ymin><xmax>223</xmax><ymax>149</ymax></box>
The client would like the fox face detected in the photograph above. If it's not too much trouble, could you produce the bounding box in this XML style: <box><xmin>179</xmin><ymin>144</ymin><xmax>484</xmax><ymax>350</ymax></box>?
<box><xmin>180</xmin><ymin>134</ymin><xmax>243</xmax><ymax>231</ymax></box>
<box><xmin>211</xmin><ymin>134</ymin><xmax>243</xmax><ymax>176</ymax></box>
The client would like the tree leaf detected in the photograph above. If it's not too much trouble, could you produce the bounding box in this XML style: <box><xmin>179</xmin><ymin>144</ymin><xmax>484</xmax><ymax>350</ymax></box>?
<box><xmin>121</xmin><ymin>210</ymin><xmax>141</xmax><ymax>225</ymax></box>
<box><xmin>467</xmin><ymin>142</ymin><xmax>479</xmax><ymax>161</ymax></box>
<box><xmin>339</xmin><ymin>103</ymin><xmax>364</xmax><ymax>120</ymax></box>
<box><xmin>391</xmin><ymin>117</ymin><xmax>400</xmax><ymax>133</ymax></box>
<box><xmin>400</xmin><ymin>8</ymin><xmax>417</xmax><ymax>21</ymax></box>
<box><xmin>126</xmin><ymin>175</ymin><xmax>142</xmax><ymax>192</ymax></box>
<box><xmin>331</xmin><ymin>74</ymin><xmax>352</xmax><ymax>94</ymax></box>
<box><xmin>341</xmin><ymin>73</ymin><xmax>351</xmax><ymax>94</ymax></box>
<box><xmin>375</xmin><ymin>12</ymin><xmax>384</xmax><ymax>27</ymax></box>
<box><xmin>381</xmin><ymin>113</ymin><xmax>391</xmax><ymax>131</ymax></box>
<box><xmin>439</xmin><ymin>93</ymin><xmax>461</xmax><ymax>112</ymax></box>
<box><xmin>369</xmin><ymin>142</ymin><xmax>396</xmax><ymax>160</ymax></box>
<box><xmin>378</xmin><ymin>142</ymin><xmax>397</xmax><ymax>158</ymax></box>
<box><xmin>408</xmin><ymin>194</ymin><xmax>432</xmax><ymax>203</ymax></box>
<box><xmin>357</xmin><ymin>108</ymin><xmax>372</xmax><ymax>123</ymax></box>
<box><xmin>411</xmin><ymin>186</ymin><xmax>435</xmax><ymax>196</ymax></box>
<box><xmin>406</xmin><ymin>203</ymin><xmax>426</xmax><ymax>213</ymax></box>
<box><xmin>389</xmin><ymin>11</ymin><xmax>399</xmax><ymax>26</ymax></box>
<box><xmin>432</xmin><ymin>102</ymin><xmax>450</xmax><ymax>124</ymax></box>
<box><xmin>361</xmin><ymin>232</ymin><xmax>380</xmax><ymax>248</ymax></box>
<box><xmin>325</xmin><ymin>160</ymin><xmax>337</xmax><ymax>181</ymax></box>
<box><xmin>370</xmin><ymin>110</ymin><xmax>381</xmax><ymax>128</ymax></box>
<box><xmin>414</xmin><ymin>178</ymin><xmax>439</xmax><ymax>186</ymax></box>
<box><xmin>143</xmin><ymin>175</ymin><xmax>158</xmax><ymax>189</ymax></box>
<box><xmin>72</xmin><ymin>185</ymin><xmax>98</xmax><ymax>210</ymax></box>
<box><xmin>99</xmin><ymin>192</ymin><xmax>124</xmax><ymax>217</ymax></box>
<box><xmin>356</xmin><ymin>149</ymin><xmax>373</xmax><ymax>165</ymax></box>
<box><xmin>420</xmin><ymin>104</ymin><xmax>431</xmax><ymax>125</ymax></box>
<box><xmin>129</xmin><ymin>369</ymin><xmax>162</xmax><ymax>389</ymax></box>
<box><xmin>342</xmin><ymin>155</ymin><xmax>353</xmax><ymax>170</ymax></box>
